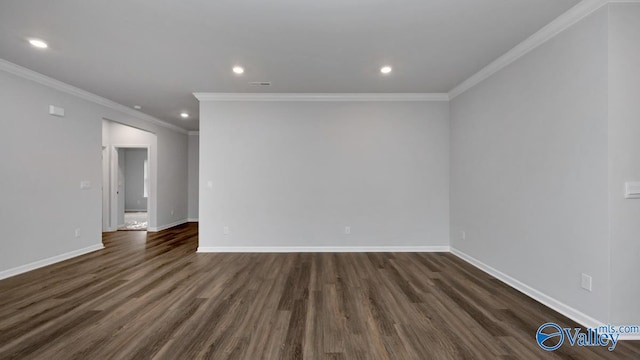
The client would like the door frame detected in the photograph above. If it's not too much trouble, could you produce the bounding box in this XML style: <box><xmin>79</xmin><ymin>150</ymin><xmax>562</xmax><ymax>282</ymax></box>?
<box><xmin>108</xmin><ymin>144</ymin><xmax>153</xmax><ymax>231</ymax></box>
<box><xmin>102</xmin><ymin>146</ymin><xmax>110</xmax><ymax>231</ymax></box>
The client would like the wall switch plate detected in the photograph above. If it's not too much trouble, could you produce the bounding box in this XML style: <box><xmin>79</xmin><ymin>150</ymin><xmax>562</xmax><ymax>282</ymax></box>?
<box><xmin>624</xmin><ymin>182</ymin><xmax>640</xmax><ymax>199</ymax></box>
<box><xmin>207</xmin><ymin>181</ymin><xmax>213</xmax><ymax>189</ymax></box>
<box><xmin>460</xmin><ymin>231</ymin><xmax>466</xmax><ymax>241</ymax></box>
<box><xmin>344</xmin><ymin>226</ymin><xmax>351</xmax><ymax>235</ymax></box>
<box><xmin>581</xmin><ymin>273</ymin><xmax>592</xmax><ymax>292</ymax></box>
<box><xmin>80</xmin><ymin>181</ymin><xmax>91</xmax><ymax>190</ymax></box>
<box><xmin>74</xmin><ymin>228</ymin><xmax>81</xmax><ymax>238</ymax></box>
<box><xmin>49</xmin><ymin>105</ymin><xmax>65</xmax><ymax>117</ymax></box>
<box><xmin>223</xmin><ymin>226</ymin><xmax>230</xmax><ymax>235</ymax></box>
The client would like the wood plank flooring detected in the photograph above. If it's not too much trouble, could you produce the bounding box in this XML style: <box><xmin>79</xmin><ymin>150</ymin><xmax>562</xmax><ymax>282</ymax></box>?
<box><xmin>0</xmin><ymin>223</ymin><xmax>639</xmax><ymax>359</ymax></box>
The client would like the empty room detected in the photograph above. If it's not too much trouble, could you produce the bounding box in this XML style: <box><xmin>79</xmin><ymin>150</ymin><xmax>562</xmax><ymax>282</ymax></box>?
<box><xmin>0</xmin><ymin>0</ymin><xmax>639</xmax><ymax>359</ymax></box>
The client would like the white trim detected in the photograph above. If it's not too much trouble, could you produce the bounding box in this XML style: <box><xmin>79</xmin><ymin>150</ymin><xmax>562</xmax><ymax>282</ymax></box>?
<box><xmin>619</xmin><ymin>334</ymin><xmax>640</xmax><ymax>340</ymax></box>
<box><xmin>148</xmin><ymin>219</ymin><xmax>188</xmax><ymax>232</ymax></box>
<box><xmin>0</xmin><ymin>58</ymin><xmax>188</xmax><ymax>134</ymax></box>
<box><xmin>193</xmin><ymin>93</ymin><xmax>450</xmax><ymax>102</ymax></box>
<box><xmin>187</xmin><ymin>218</ymin><xmax>199</xmax><ymax>222</ymax></box>
<box><xmin>450</xmin><ymin>247</ymin><xmax>603</xmax><ymax>329</ymax></box>
<box><xmin>448</xmin><ymin>0</ymin><xmax>609</xmax><ymax>99</ymax></box>
<box><xmin>0</xmin><ymin>244</ymin><xmax>104</xmax><ymax>280</ymax></box>
<box><xmin>110</xmin><ymin>145</ymin><xmax>155</xmax><ymax>232</ymax></box>
<box><xmin>188</xmin><ymin>131</ymin><xmax>200</xmax><ymax>136</ymax></box>
<box><xmin>197</xmin><ymin>245</ymin><xmax>450</xmax><ymax>253</ymax></box>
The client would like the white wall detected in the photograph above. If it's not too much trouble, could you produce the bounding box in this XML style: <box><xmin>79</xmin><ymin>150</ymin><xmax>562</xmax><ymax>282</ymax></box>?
<box><xmin>608</xmin><ymin>2</ymin><xmax>640</xmax><ymax>325</ymax></box>
<box><xmin>188</xmin><ymin>134</ymin><xmax>199</xmax><ymax>221</ymax></box>
<box><xmin>199</xmin><ymin>100</ymin><xmax>449</xmax><ymax>250</ymax></box>
<box><xmin>151</xmin><ymin>127</ymin><xmax>188</xmax><ymax>229</ymax></box>
<box><xmin>0</xmin><ymin>64</ymin><xmax>189</xmax><ymax>277</ymax></box>
<box><xmin>450</xmin><ymin>8</ymin><xmax>611</xmax><ymax>322</ymax></box>
<box><xmin>0</xmin><ymin>68</ymin><xmax>102</xmax><ymax>275</ymax></box>
<box><xmin>124</xmin><ymin>148</ymin><xmax>148</xmax><ymax>212</ymax></box>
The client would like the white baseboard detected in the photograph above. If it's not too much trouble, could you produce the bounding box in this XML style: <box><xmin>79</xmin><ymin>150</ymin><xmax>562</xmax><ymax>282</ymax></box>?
<box><xmin>147</xmin><ymin>219</ymin><xmax>188</xmax><ymax>232</ymax></box>
<box><xmin>450</xmin><ymin>247</ymin><xmax>603</xmax><ymax>330</ymax></box>
<box><xmin>0</xmin><ymin>243</ymin><xmax>104</xmax><ymax>280</ymax></box>
<box><xmin>125</xmin><ymin>209</ymin><xmax>147</xmax><ymax>213</ymax></box>
<box><xmin>187</xmin><ymin>218</ymin><xmax>199</xmax><ymax>222</ymax></box>
<box><xmin>197</xmin><ymin>245</ymin><xmax>450</xmax><ymax>253</ymax></box>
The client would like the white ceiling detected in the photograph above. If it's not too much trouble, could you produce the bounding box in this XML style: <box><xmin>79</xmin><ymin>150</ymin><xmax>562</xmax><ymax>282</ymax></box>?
<box><xmin>0</xmin><ymin>0</ymin><xmax>580</xmax><ymax>131</ymax></box>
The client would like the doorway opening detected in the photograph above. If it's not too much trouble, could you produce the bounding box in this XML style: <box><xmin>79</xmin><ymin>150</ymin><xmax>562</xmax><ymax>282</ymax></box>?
<box><xmin>117</xmin><ymin>148</ymin><xmax>149</xmax><ymax>230</ymax></box>
<box><xmin>102</xmin><ymin>119</ymin><xmax>156</xmax><ymax>232</ymax></box>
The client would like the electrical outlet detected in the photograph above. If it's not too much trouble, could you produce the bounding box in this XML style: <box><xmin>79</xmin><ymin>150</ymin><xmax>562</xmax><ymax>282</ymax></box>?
<box><xmin>171</xmin><ymin>209</ymin><xmax>174</xmax><ymax>216</ymax></box>
<box><xmin>460</xmin><ymin>231</ymin><xmax>466</xmax><ymax>241</ymax></box>
<box><xmin>581</xmin><ymin>273</ymin><xmax>592</xmax><ymax>292</ymax></box>
<box><xmin>344</xmin><ymin>226</ymin><xmax>351</xmax><ymax>235</ymax></box>
<box><xmin>74</xmin><ymin>228</ymin><xmax>81</xmax><ymax>238</ymax></box>
<box><xmin>223</xmin><ymin>226</ymin><xmax>230</xmax><ymax>235</ymax></box>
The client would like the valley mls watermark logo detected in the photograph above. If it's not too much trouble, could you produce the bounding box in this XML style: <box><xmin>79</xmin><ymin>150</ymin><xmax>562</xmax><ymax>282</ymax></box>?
<box><xmin>536</xmin><ymin>323</ymin><xmax>565</xmax><ymax>351</ymax></box>
<box><xmin>536</xmin><ymin>322</ymin><xmax>624</xmax><ymax>352</ymax></box>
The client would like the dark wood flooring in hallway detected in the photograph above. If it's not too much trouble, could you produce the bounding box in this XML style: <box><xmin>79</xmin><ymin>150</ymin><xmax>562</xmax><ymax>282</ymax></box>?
<box><xmin>0</xmin><ymin>223</ymin><xmax>638</xmax><ymax>359</ymax></box>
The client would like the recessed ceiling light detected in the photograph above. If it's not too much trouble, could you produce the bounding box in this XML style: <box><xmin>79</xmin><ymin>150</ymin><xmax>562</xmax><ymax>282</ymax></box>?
<box><xmin>133</xmin><ymin>105</ymin><xmax>142</xmax><ymax>110</ymax></box>
<box><xmin>380</xmin><ymin>66</ymin><xmax>392</xmax><ymax>74</ymax></box>
<box><xmin>232</xmin><ymin>66</ymin><xmax>244</xmax><ymax>75</ymax></box>
<box><xmin>180</xmin><ymin>112</ymin><xmax>189</xmax><ymax>118</ymax></box>
<box><xmin>28</xmin><ymin>38</ymin><xmax>48</xmax><ymax>49</ymax></box>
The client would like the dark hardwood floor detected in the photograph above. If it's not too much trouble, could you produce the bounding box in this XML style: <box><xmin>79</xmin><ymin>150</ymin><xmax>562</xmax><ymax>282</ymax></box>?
<box><xmin>0</xmin><ymin>223</ymin><xmax>638</xmax><ymax>359</ymax></box>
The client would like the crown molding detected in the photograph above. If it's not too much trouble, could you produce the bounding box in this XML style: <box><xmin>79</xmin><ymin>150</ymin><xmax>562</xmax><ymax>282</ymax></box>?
<box><xmin>448</xmin><ymin>0</ymin><xmax>609</xmax><ymax>99</ymax></box>
<box><xmin>0</xmin><ymin>58</ymin><xmax>188</xmax><ymax>134</ymax></box>
<box><xmin>193</xmin><ymin>92</ymin><xmax>450</xmax><ymax>102</ymax></box>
